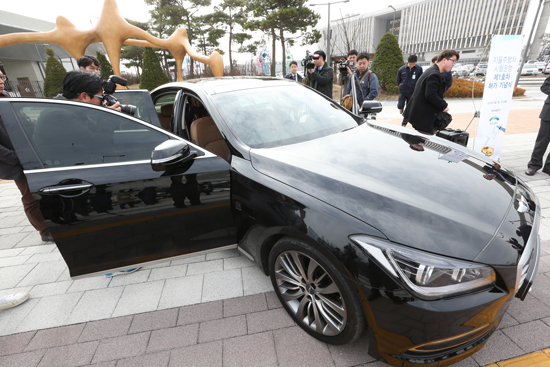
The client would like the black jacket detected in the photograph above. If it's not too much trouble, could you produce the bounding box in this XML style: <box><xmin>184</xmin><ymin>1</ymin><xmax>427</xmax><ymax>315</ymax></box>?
<box><xmin>0</xmin><ymin>93</ymin><xmax>25</xmax><ymax>180</ymax></box>
<box><xmin>540</xmin><ymin>74</ymin><xmax>550</xmax><ymax>121</ymax></box>
<box><xmin>307</xmin><ymin>65</ymin><xmax>334</xmax><ymax>99</ymax></box>
<box><xmin>403</xmin><ymin>64</ymin><xmax>448</xmax><ymax>134</ymax></box>
<box><xmin>284</xmin><ymin>73</ymin><xmax>303</xmax><ymax>83</ymax></box>
<box><xmin>397</xmin><ymin>64</ymin><xmax>423</xmax><ymax>94</ymax></box>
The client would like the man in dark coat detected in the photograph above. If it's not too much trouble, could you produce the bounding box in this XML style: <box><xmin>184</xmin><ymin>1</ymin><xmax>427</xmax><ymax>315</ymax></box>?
<box><xmin>431</xmin><ymin>55</ymin><xmax>453</xmax><ymax>92</ymax></box>
<box><xmin>284</xmin><ymin>61</ymin><xmax>303</xmax><ymax>83</ymax></box>
<box><xmin>0</xmin><ymin>67</ymin><xmax>53</xmax><ymax>243</ymax></box>
<box><xmin>525</xmin><ymin>74</ymin><xmax>550</xmax><ymax>176</ymax></box>
<box><xmin>306</xmin><ymin>50</ymin><xmax>334</xmax><ymax>99</ymax></box>
<box><xmin>403</xmin><ymin>50</ymin><xmax>459</xmax><ymax>135</ymax></box>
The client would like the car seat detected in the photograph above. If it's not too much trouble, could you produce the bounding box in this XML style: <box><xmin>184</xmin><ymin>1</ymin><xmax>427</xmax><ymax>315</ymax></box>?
<box><xmin>158</xmin><ymin>104</ymin><xmax>173</xmax><ymax>131</ymax></box>
<box><xmin>190</xmin><ymin>116</ymin><xmax>229</xmax><ymax>162</ymax></box>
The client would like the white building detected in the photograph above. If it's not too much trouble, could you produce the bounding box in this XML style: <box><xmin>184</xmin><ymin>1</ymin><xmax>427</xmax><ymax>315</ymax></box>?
<box><xmin>0</xmin><ymin>10</ymin><xmax>105</xmax><ymax>96</ymax></box>
<box><xmin>320</xmin><ymin>0</ymin><xmax>532</xmax><ymax>64</ymax></box>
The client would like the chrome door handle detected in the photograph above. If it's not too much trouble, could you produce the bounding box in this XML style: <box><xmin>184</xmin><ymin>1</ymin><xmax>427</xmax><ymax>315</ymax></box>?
<box><xmin>39</xmin><ymin>183</ymin><xmax>93</xmax><ymax>194</ymax></box>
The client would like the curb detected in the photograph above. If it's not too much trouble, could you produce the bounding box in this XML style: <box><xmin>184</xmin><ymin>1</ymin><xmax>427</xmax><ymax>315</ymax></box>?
<box><xmin>488</xmin><ymin>349</ymin><xmax>550</xmax><ymax>366</ymax></box>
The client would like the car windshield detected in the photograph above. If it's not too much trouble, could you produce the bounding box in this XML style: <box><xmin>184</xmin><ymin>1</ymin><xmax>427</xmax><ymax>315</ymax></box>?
<box><xmin>212</xmin><ymin>85</ymin><xmax>359</xmax><ymax>148</ymax></box>
<box><xmin>524</xmin><ymin>65</ymin><xmax>537</xmax><ymax>69</ymax></box>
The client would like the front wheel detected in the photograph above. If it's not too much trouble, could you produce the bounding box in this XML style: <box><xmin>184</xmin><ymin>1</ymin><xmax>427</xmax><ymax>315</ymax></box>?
<box><xmin>268</xmin><ymin>237</ymin><xmax>366</xmax><ymax>345</ymax></box>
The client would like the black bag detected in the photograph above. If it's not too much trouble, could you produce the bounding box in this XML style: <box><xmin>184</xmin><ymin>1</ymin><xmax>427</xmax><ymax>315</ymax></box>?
<box><xmin>434</xmin><ymin>111</ymin><xmax>452</xmax><ymax>131</ymax></box>
<box><xmin>436</xmin><ymin>128</ymin><xmax>469</xmax><ymax>147</ymax></box>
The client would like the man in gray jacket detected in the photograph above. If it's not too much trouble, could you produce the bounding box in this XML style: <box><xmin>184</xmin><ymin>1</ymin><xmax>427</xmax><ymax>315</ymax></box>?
<box><xmin>526</xmin><ymin>74</ymin><xmax>550</xmax><ymax>176</ymax></box>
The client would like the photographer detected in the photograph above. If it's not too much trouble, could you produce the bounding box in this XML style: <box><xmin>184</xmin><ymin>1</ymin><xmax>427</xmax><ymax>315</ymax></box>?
<box><xmin>73</xmin><ymin>57</ymin><xmax>121</xmax><ymax>111</ymax></box>
<box><xmin>345</xmin><ymin>49</ymin><xmax>358</xmax><ymax>76</ymax></box>
<box><xmin>57</xmin><ymin>70</ymin><xmax>108</xmax><ymax>106</ymax></box>
<box><xmin>346</xmin><ymin>53</ymin><xmax>379</xmax><ymax>105</ymax></box>
<box><xmin>306</xmin><ymin>50</ymin><xmax>334</xmax><ymax>99</ymax></box>
<box><xmin>337</xmin><ymin>50</ymin><xmax>358</xmax><ymax>89</ymax></box>
<box><xmin>77</xmin><ymin>55</ymin><xmax>101</xmax><ymax>74</ymax></box>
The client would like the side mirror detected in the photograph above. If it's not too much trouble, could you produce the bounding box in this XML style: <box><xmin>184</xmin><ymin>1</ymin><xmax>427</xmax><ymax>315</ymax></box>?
<box><xmin>151</xmin><ymin>140</ymin><xmax>196</xmax><ymax>171</ymax></box>
<box><xmin>359</xmin><ymin>101</ymin><xmax>383</xmax><ymax>118</ymax></box>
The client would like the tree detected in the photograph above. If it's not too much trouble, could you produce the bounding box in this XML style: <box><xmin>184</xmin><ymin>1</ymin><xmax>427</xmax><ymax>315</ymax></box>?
<box><xmin>140</xmin><ymin>47</ymin><xmax>169</xmax><ymax>90</ymax></box>
<box><xmin>96</xmin><ymin>51</ymin><xmax>114</xmax><ymax>81</ymax></box>
<box><xmin>195</xmin><ymin>15</ymin><xmax>225</xmax><ymax>57</ymax></box>
<box><xmin>370</xmin><ymin>32</ymin><xmax>403</xmax><ymax>94</ymax></box>
<box><xmin>146</xmin><ymin>0</ymin><xmax>212</xmax><ymax>77</ymax></box>
<box><xmin>43</xmin><ymin>47</ymin><xmax>66</xmax><ymax>98</ymax></box>
<box><xmin>246</xmin><ymin>0</ymin><xmax>279</xmax><ymax>76</ymax></box>
<box><xmin>331</xmin><ymin>11</ymin><xmax>363</xmax><ymax>57</ymax></box>
<box><xmin>121</xmin><ymin>45</ymin><xmax>146</xmax><ymax>78</ymax></box>
<box><xmin>207</xmin><ymin>0</ymin><xmax>251</xmax><ymax>73</ymax></box>
<box><xmin>120</xmin><ymin>19</ymin><xmax>149</xmax><ymax>78</ymax></box>
<box><xmin>272</xmin><ymin>1</ymin><xmax>320</xmax><ymax>75</ymax></box>
<box><xmin>246</xmin><ymin>0</ymin><xmax>320</xmax><ymax>76</ymax></box>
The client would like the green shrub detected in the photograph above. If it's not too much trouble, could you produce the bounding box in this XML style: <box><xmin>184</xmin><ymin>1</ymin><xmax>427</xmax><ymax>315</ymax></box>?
<box><xmin>96</xmin><ymin>52</ymin><xmax>114</xmax><ymax>81</ymax></box>
<box><xmin>139</xmin><ymin>48</ymin><xmax>169</xmax><ymax>91</ymax></box>
<box><xmin>43</xmin><ymin>47</ymin><xmax>67</xmax><ymax>98</ymax></box>
<box><xmin>444</xmin><ymin>78</ymin><xmax>526</xmax><ymax>98</ymax></box>
<box><xmin>370</xmin><ymin>33</ymin><xmax>403</xmax><ymax>94</ymax></box>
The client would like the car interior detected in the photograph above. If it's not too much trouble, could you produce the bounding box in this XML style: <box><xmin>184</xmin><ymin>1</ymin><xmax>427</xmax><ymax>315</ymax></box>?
<box><xmin>154</xmin><ymin>93</ymin><xmax>230</xmax><ymax>163</ymax></box>
<box><xmin>157</xmin><ymin>103</ymin><xmax>172</xmax><ymax>131</ymax></box>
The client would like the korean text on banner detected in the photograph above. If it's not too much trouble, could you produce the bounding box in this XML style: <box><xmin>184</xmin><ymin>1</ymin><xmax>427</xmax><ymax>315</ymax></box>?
<box><xmin>474</xmin><ymin>35</ymin><xmax>523</xmax><ymax>160</ymax></box>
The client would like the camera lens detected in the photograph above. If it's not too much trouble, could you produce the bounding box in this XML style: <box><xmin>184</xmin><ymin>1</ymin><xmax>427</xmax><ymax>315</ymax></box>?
<box><xmin>120</xmin><ymin>104</ymin><xmax>136</xmax><ymax>116</ymax></box>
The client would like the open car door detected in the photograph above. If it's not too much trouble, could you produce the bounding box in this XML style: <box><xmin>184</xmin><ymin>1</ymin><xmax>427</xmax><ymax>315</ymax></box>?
<box><xmin>0</xmin><ymin>99</ymin><xmax>236</xmax><ymax>278</ymax></box>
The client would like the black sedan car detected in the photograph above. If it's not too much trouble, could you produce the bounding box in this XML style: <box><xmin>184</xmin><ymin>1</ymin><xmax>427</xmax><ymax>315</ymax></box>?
<box><xmin>0</xmin><ymin>77</ymin><xmax>540</xmax><ymax>366</ymax></box>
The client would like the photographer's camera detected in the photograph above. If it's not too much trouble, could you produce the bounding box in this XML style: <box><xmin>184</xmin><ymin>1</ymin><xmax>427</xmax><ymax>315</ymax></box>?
<box><xmin>103</xmin><ymin>75</ymin><xmax>137</xmax><ymax>116</ymax></box>
<box><xmin>301</xmin><ymin>51</ymin><xmax>315</xmax><ymax>70</ymax></box>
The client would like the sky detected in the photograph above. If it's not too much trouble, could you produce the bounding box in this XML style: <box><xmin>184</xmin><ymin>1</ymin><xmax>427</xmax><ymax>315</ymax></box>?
<box><xmin>1</xmin><ymin>0</ymin><xmax>546</xmax><ymax>70</ymax></box>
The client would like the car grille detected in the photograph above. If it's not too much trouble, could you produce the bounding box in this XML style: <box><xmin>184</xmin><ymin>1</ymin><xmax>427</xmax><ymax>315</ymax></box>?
<box><xmin>392</xmin><ymin>322</ymin><xmax>498</xmax><ymax>364</ymax></box>
<box><xmin>515</xmin><ymin>190</ymin><xmax>541</xmax><ymax>300</ymax></box>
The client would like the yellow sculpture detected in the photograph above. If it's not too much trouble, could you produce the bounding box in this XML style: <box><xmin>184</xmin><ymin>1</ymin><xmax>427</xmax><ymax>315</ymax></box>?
<box><xmin>0</xmin><ymin>0</ymin><xmax>224</xmax><ymax>81</ymax></box>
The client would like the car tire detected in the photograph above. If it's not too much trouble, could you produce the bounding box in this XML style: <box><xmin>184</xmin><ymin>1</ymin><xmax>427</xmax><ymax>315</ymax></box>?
<box><xmin>268</xmin><ymin>237</ymin><xmax>366</xmax><ymax>345</ymax></box>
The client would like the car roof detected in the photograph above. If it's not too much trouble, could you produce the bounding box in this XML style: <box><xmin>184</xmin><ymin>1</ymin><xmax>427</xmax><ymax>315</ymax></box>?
<box><xmin>151</xmin><ymin>76</ymin><xmax>297</xmax><ymax>95</ymax></box>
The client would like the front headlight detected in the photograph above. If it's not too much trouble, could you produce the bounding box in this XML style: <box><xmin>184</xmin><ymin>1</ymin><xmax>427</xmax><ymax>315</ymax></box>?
<box><xmin>351</xmin><ymin>235</ymin><xmax>496</xmax><ymax>301</ymax></box>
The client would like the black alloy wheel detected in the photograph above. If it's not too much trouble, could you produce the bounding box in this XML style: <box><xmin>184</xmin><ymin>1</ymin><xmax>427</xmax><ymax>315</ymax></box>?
<box><xmin>269</xmin><ymin>237</ymin><xmax>366</xmax><ymax>345</ymax></box>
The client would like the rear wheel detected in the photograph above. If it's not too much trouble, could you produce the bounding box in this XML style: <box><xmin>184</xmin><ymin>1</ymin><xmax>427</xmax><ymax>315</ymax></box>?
<box><xmin>268</xmin><ymin>237</ymin><xmax>366</xmax><ymax>345</ymax></box>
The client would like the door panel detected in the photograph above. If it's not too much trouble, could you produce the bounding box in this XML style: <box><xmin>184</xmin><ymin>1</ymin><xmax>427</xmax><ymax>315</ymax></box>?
<box><xmin>2</xmin><ymin>100</ymin><xmax>235</xmax><ymax>278</ymax></box>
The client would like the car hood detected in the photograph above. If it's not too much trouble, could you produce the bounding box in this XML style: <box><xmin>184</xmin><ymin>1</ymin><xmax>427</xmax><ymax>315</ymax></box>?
<box><xmin>250</xmin><ymin>122</ymin><xmax>517</xmax><ymax>262</ymax></box>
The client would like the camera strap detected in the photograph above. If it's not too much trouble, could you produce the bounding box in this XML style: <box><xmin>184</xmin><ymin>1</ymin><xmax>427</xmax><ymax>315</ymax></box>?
<box><xmin>360</xmin><ymin>71</ymin><xmax>371</xmax><ymax>91</ymax></box>
<box><xmin>354</xmin><ymin>70</ymin><xmax>371</xmax><ymax>101</ymax></box>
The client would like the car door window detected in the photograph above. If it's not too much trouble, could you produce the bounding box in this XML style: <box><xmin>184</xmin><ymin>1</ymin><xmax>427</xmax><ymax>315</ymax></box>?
<box><xmin>13</xmin><ymin>102</ymin><xmax>170</xmax><ymax>168</ymax></box>
<box><xmin>154</xmin><ymin>93</ymin><xmax>176</xmax><ymax>131</ymax></box>
<box><xmin>112</xmin><ymin>91</ymin><xmax>152</xmax><ymax>123</ymax></box>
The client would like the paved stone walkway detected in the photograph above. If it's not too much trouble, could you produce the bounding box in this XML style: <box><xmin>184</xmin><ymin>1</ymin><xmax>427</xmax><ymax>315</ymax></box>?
<box><xmin>0</xmin><ymin>125</ymin><xmax>550</xmax><ymax>366</ymax></box>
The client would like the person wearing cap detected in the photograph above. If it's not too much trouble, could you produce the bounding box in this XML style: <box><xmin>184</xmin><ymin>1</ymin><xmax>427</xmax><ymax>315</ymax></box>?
<box><xmin>306</xmin><ymin>50</ymin><xmax>334</xmax><ymax>99</ymax></box>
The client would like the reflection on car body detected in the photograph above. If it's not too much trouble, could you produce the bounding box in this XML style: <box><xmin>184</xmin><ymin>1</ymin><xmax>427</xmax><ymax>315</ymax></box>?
<box><xmin>0</xmin><ymin>77</ymin><xmax>540</xmax><ymax>367</ymax></box>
